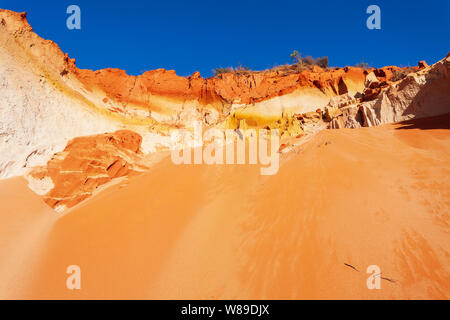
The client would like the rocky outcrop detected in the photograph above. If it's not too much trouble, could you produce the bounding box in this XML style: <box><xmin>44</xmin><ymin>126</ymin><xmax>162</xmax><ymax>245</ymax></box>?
<box><xmin>72</xmin><ymin>60</ymin><xmax>369</xmax><ymax>129</ymax></box>
<box><xmin>361</xmin><ymin>66</ymin><xmax>406</xmax><ymax>102</ymax></box>
<box><xmin>328</xmin><ymin>54</ymin><xmax>450</xmax><ymax>129</ymax></box>
<box><xmin>0</xmin><ymin>9</ymin><xmax>369</xmax><ymax>129</ymax></box>
<box><xmin>364</xmin><ymin>72</ymin><xmax>381</xmax><ymax>88</ymax></box>
<box><xmin>418</xmin><ymin>60</ymin><xmax>428</xmax><ymax>69</ymax></box>
<box><xmin>26</xmin><ymin>130</ymin><xmax>147</xmax><ymax>211</ymax></box>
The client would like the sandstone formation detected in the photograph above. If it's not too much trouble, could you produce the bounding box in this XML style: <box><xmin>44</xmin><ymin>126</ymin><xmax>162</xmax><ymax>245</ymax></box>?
<box><xmin>1</xmin><ymin>8</ymin><xmax>448</xmax><ymax>210</ymax></box>
<box><xmin>329</xmin><ymin>54</ymin><xmax>450</xmax><ymax>129</ymax></box>
<box><xmin>1</xmin><ymin>114</ymin><xmax>449</xmax><ymax>299</ymax></box>
<box><xmin>0</xmin><ymin>8</ymin><xmax>371</xmax><ymax>180</ymax></box>
<box><xmin>26</xmin><ymin>130</ymin><xmax>147</xmax><ymax>211</ymax></box>
<box><xmin>73</xmin><ymin>58</ymin><xmax>367</xmax><ymax>125</ymax></box>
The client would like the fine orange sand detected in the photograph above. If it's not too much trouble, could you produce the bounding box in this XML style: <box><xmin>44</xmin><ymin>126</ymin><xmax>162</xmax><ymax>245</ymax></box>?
<box><xmin>0</xmin><ymin>115</ymin><xmax>449</xmax><ymax>299</ymax></box>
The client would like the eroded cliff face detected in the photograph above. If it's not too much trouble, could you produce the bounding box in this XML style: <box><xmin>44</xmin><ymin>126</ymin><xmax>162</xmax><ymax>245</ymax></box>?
<box><xmin>0</xmin><ymin>7</ymin><xmax>449</xmax><ymax>302</ymax></box>
<box><xmin>329</xmin><ymin>53</ymin><xmax>450</xmax><ymax>129</ymax></box>
<box><xmin>0</xmin><ymin>10</ymin><xmax>369</xmax><ymax>129</ymax></box>
<box><xmin>0</xmin><ymin>8</ymin><xmax>367</xmax><ymax>179</ymax></box>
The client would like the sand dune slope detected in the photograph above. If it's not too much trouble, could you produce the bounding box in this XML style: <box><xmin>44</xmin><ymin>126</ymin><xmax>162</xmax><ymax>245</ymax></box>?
<box><xmin>0</xmin><ymin>115</ymin><xmax>449</xmax><ymax>299</ymax></box>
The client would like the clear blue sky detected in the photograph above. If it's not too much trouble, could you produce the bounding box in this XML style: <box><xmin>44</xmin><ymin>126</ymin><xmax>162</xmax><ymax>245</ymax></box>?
<box><xmin>2</xmin><ymin>0</ymin><xmax>449</xmax><ymax>77</ymax></box>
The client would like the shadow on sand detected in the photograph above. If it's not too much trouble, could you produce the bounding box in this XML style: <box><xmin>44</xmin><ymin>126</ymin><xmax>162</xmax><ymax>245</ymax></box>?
<box><xmin>395</xmin><ymin>113</ymin><xmax>450</xmax><ymax>130</ymax></box>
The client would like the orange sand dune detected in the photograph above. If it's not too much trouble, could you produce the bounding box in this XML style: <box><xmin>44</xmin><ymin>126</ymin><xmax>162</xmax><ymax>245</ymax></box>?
<box><xmin>0</xmin><ymin>115</ymin><xmax>449</xmax><ymax>299</ymax></box>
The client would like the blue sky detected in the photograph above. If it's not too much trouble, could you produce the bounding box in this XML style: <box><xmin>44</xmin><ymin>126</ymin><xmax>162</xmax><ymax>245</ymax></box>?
<box><xmin>2</xmin><ymin>0</ymin><xmax>449</xmax><ymax>77</ymax></box>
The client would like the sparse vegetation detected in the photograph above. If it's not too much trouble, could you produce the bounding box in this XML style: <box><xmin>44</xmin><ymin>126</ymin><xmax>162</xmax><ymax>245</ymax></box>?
<box><xmin>213</xmin><ymin>51</ymin><xmax>329</xmax><ymax>77</ymax></box>
<box><xmin>390</xmin><ymin>67</ymin><xmax>416</xmax><ymax>82</ymax></box>
<box><xmin>355</xmin><ymin>62</ymin><xmax>370</xmax><ymax>69</ymax></box>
